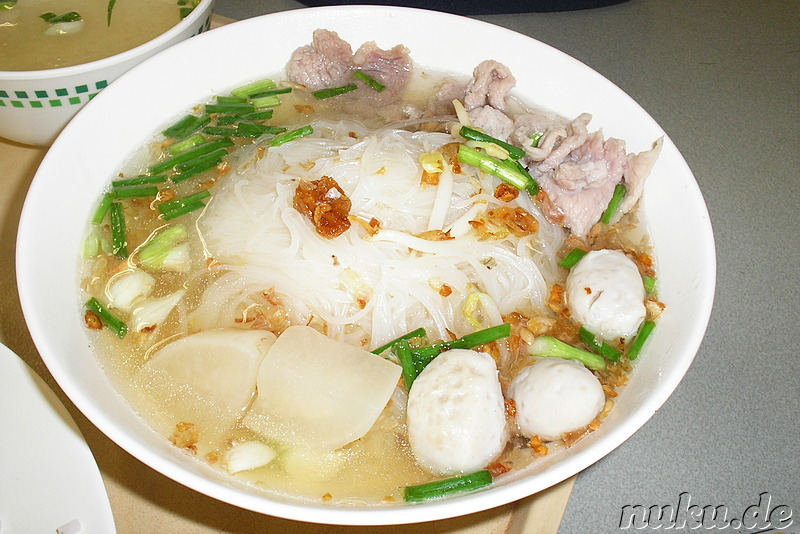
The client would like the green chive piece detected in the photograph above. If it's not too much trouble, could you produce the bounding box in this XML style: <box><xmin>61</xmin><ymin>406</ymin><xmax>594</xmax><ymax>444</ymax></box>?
<box><xmin>112</xmin><ymin>185</ymin><xmax>159</xmax><ymax>199</ymax></box>
<box><xmin>40</xmin><ymin>11</ymin><xmax>82</xmax><ymax>23</ymax></box>
<box><xmin>162</xmin><ymin>114</ymin><xmax>210</xmax><ymax>139</ymax></box>
<box><xmin>160</xmin><ymin>200</ymin><xmax>206</xmax><ymax>220</ymax></box>
<box><xmin>558</xmin><ymin>248</ymin><xmax>588</xmax><ymax>269</ymax></box>
<box><xmin>1</xmin><ymin>1</ymin><xmax>19</xmax><ymax>9</ymax></box>
<box><xmin>250</xmin><ymin>95</ymin><xmax>282</xmax><ymax>109</ymax></box>
<box><xmin>411</xmin><ymin>323</ymin><xmax>511</xmax><ymax>370</ymax></box>
<box><xmin>353</xmin><ymin>71</ymin><xmax>386</xmax><ymax>92</ymax></box>
<box><xmin>91</xmin><ymin>193</ymin><xmax>114</xmax><ymax>225</ymax></box>
<box><xmin>150</xmin><ymin>137</ymin><xmax>233</xmax><ymax>175</ymax></box>
<box><xmin>112</xmin><ymin>175</ymin><xmax>167</xmax><ymax>188</ymax></box>
<box><xmin>601</xmin><ymin>183</ymin><xmax>627</xmax><ymax>224</ymax></box>
<box><xmin>530</xmin><ymin>131</ymin><xmax>544</xmax><ymax>148</ymax></box>
<box><xmin>249</xmin><ymin>87</ymin><xmax>292</xmax><ymax>99</ymax></box>
<box><xmin>216</xmin><ymin>95</ymin><xmax>248</xmax><ymax>104</ymax></box>
<box><xmin>109</xmin><ymin>202</ymin><xmax>129</xmax><ymax>259</ymax></box>
<box><xmin>171</xmin><ymin>159</ymin><xmax>221</xmax><ymax>183</ymax></box>
<box><xmin>205</xmin><ymin>102</ymin><xmax>255</xmax><ymax>115</ymax></box>
<box><xmin>392</xmin><ymin>340</ymin><xmax>419</xmax><ymax>390</ymax></box>
<box><xmin>174</xmin><ymin>147</ymin><xmax>227</xmax><ymax>172</ymax></box>
<box><xmin>138</xmin><ymin>224</ymin><xmax>188</xmax><ymax>268</ymax></box>
<box><xmin>158</xmin><ymin>190</ymin><xmax>211</xmax><ymax>215</ymax></box>
<box><xmin>642</xmin><ymin>275</ymin><xmax>657</xmax><ymax>294</ymax></box>
<box><xmin>372</xmin><ymin>327</ymin><xmax>428</xmax><ymax>355</ymax></box>
<box><xmin>404</xmin><ymin>470</ymin><xmax>493</xmax><ymax>502</ymax></box>
<box><xmin>578</xmin><ymin>326</ymin><xmax>622</xmax><ymax>362</ymax></box>
<box><xmin>458</xmin><ymin>144</ymin><xmax>538</xmax><ymax>193</ymax></box>
<box><xmin>312</xmin><ymin>83</ymin><xmax>358</xmax><ymax>100</ymax></box>
<box><xmin>268</xmin><ymin>125</ymin><xmax>313</xmax><ymax>147</ymax></box>
<box><xmin>85</xmin><ymin>297</ymin><xmax>128</xmax><ymax>338</ymax></box>
<box><xmin>231</xmin><ymin>78</ymin><xmax>277</xmax><ymax>98</ymax></box>
<box><xmin>528</xmin><ymin>336</ymin><xmax>607</xmax><ymax>371</ymax></box>
<box><xmin>165</xmin><ymin>133</ymin><xmax>207</xmax><ymax>156</ymax></box>
<box><xmin>460</xmin><ymin>126</ymin><xmax>526</xmax><ymax>160</ymax></box>
<box><xmin>106</xmin><ymin>0</ymin><xmax>115</xmax><ymax>24</ymax></box>
<box><xmin>626</xmin><ymin>321</ymin><xmax>656</xmax><ymax>360</ymax></box>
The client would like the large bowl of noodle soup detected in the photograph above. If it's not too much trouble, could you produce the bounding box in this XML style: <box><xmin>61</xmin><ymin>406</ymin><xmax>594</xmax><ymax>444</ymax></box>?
<box><xmin>16</xmin><ymin>6</ymin><xmax>715</xmax><ymax>526</ymax></box>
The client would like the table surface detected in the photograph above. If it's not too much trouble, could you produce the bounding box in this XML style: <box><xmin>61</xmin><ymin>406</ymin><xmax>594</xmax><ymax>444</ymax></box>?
<box><xmin>2</xmin><ymin>0</ymin><xmax>798</xmax><ymax>533</ymax></box>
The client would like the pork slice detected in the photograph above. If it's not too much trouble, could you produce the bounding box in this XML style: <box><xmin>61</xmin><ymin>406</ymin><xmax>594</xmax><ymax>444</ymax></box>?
<box><xmin>286</xmin><ymin>29</ymin><xmax>354</xmax><ymax>91</ymax></box>
<box><xmin>535</xmin><ymin>113</ymin><xmax>592</xmax><ymax>173</ymax></box>
<box><xmin>534</xmin><ymin>131</ymin><xmax>628</xmax><ymax>237</ymax></box>
<box><xmin>613</xmin><ymin>137</ymin><xmax>663</xmax><ymax>222</ymax></box>
<box><xmin>468</xmin><ymin>105</ymin><xmax>515</xmax><ymax>141</ymax></box>
<box><xmin>464</xmin><ymin>60</ymin><xmax>516</xmax><ymax>111</ymax></box>
<box><xmin>353</xmin><ymin>41</ymin><xmax>413</xmax><ymax>98</ymax></box>
<box><xmin>427</xmin><ymin>78</ymin><xmax>466</xmax><ymax>116</ymax></box>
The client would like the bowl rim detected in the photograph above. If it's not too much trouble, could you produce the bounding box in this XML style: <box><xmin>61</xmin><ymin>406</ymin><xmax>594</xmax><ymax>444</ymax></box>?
<box><xmin>16</xmin><ymin>4</ymin><xmax>717</xmax><ymax>525</ymax></box>
<box><xmin>0</xmin><ymin>0</ymin><xmax>214</xmax><ymax>79</ymax></box>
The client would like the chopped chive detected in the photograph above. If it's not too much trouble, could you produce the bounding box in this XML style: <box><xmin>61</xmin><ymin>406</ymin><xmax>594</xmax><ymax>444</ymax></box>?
<box><xmin>112</xmin><ymin>175</ymin><xmax>167</xmax><ymax>188</ymax></box>
<box><xmin>138</xmin><ymin>224</ymin><xmax>188</xmax><ymax>268</ymax></box>
<box><xmin>249</xmin><ymin>87</ymin><xmax>292</xmax><ymax>98</ymax></box>
<box><xmin>216</xmin><ymin>95</ymin><xmax>248</xmax><ymax>104</ymax></box>
<box><xmin>601</xmin><ymin>183</ymin><xmax>627</xmax><ymax>224</ymax></box>
<box><xmin>171</xmin><ymin>159</ymin><xmax>221</xmax><ymax>183</ymax></box>
<box><xmin>112</xmin><ymin>185</ymin><xmax>159</xmax><ymax>199</ymax></box>
<box><xmin>160</xmin><ymin>200</ymin><xmax>206</xmax><ymax>220</ymax></box>
<box><xmin>268</xmin><ymin>125</ymin><xmax>313</xmax><ymax>147</ymax></box>
<box><xmin>231</xmin><ymin>78</ymin><xmax>277</xmax><ymax>98</ymax></box>
<box><xmin>460</xmin><ymin>126</ymin><xmax>526</xmax><ymax>160</ymax></box>
<box><xmin>392</xmin><ymin>340</ymin><xmax>418</xmax><ymax>390</ymax></box>
<box><xmin>91</xmin><ymin>193</ymin><xmax>114</xmax><ymax>225</ymax></box>
<box><xmin>404</xmin><ymin>470</ymin><xmax>493</xmax><ymax>502</ymax></box>
<box><xmin>411</xmin><ymin>323</ymin><xmax>511</xmax><ymax>369</ymax></box>
<box><xmin>626</xmin><ymin>320</ymin><xmax>655</xmax><ymax>360</ymax></box>
<box><xmin>372</xmin><ymin>327</ymin><xmax>428</xmax><ymax>355</ymax></box>
<box><xmin>174</xmin><ymin>147</ymin><xmax>227</xmax><ymax>173</ymax></box>
<box><xmin>578</xmin><ymin>326</ymin><xmax>622</xmax><ymax>362</ymax></box>
<box><xmin>162</xmin><ymin>114</ymin><xmax>210</xmax><ymax>139</ymax></box>
<box><xmin>205</xmin><ymin>103</ymin><xmax>255</xmax><ymax>115</ymax></box>
<box><xmin>530</xmin><ymin>131</ymin><xmax>544</xmax><ymax>148</ymax></box>
<box><xmin>215</xmin><ymin>115</ymin><xmax>240</xmax><ymax>126</ymax></box>
<box><xmin>158</xmin><ymin>190</ymin><xmax>211</xmax><ymax>214</ymax></box>
<box><xmin>458</xmin><ymin>144</ymin><xmax>537</xmax><ymax>192</ymax></box>
<box><xmin>642</xmin><ymin>275</ymin><xmax>657</xmax><ymax>294</ymax></box>
<box><xmin>239</xmin><ymin>109</ymin><xmax>275</xmax><ymax>121</ymax></box>
<box><xmin>250</xmin><ymin>95</ymin><xmax>282</xmax><ymax>109</ymax></box>
<box><xmin>353</xmin><ymin>71</ymin><xmax>386</xmax><ymax>92</ymax></box>
<box><xmin>558</xmin><ymin>248</ymin><xmax>588</xmax><ymax>269</ymax></box>
<box><xmin>528</xmin><ymin>336</ymin><xmax>607</xmax><ymax>371</ymax></box>
<box><xmin>109</xmin><ymin>202</ymin><xmax>129</xmax><ymax>259</ymax></box>
<box><xmin>312</xmin><ymin>83</ymin><xmax>358</xmax><ymax>100</ymax></box>
<box><xmin>107</xmin><ymin>0</ymin><xmax>116</xmax><ymax>24</ymax></box>
<box><xmin>164</xmin><ymin>133</ymin><xmax>206</xmax><ymax>156</ymax></box>
<box><xmin>40</xmin><ymin>11</ymin><xmax>82</xmax><ymax>23</ymax></box>
<box><xmin>149</xmin><ymin>137</ymin><xmax>233</xmax><ymax>175</ymax></box>
<box><xmin>85</xmin><ymin>297</ymin><xmax>128</xmax><ymax>338</ymax></box>
<box><xmin>1</xmin><ymin>1</ymin><xmax>19</xmax><ymax>9</ymax></box>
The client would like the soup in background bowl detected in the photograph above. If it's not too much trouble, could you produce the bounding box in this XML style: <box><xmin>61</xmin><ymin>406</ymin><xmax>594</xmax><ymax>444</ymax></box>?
<box><xmin>17</xmin><ymin>6</ymin><xmax>715</xmax><ymax>525</ymax></box>
<box><xmin>0</xmin><ymin>0</ymin><xmax>215</xmax><ymax>146</ymax></box>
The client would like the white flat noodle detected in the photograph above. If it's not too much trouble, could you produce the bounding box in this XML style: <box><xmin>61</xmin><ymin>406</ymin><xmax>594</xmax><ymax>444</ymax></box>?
<box><xmin>246</xmin><ymin>325</ymin><xmax>401</xmax><ymax>450</ymax></box>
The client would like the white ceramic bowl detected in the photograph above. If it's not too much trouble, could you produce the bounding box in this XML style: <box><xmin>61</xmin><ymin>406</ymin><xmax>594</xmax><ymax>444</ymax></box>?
<box><xmin>0</xmin><ymin>0</ymin><xmax>215</xmax><ymax>146</ymax></box>
<box><xmin>17</xmin><ymin>6</ymin><xmax>716</xmax><ymax>526</ymax></box>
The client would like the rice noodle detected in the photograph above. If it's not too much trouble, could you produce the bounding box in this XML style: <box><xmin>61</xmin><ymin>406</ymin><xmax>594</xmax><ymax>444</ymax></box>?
<box><xmin>194</xmin><ymin>119</ymin><xmax>565</xmax><ymax>350</ymax></box>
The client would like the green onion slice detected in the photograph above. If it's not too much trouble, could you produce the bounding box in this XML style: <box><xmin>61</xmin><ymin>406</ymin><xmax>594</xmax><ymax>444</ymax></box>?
<box><xmin>578</xmin><ymin>326</ymin><xmax>622</xmax><ymax>362</ymax></box>
<box><xmin>109</xmin><ymin>202</ymin><xmax>128</xmax><ymax>259</ymax></box>
<box><xmin>312</xmin><ymin>84</ymin><xmax>358</xmax><ymax>100</ymax></box>
<box><xmin>600</xmin><ymin>183</ymin><xmax>627</xmax><ymax>224</ymax></box>
<box><xmin>558</xmin><ymin>248</ymin><xmax>588</xmax><ymax>269</ymax></box>
<box><xmin>460</xmin><ymin>126</ymin><xmax>525</xmax><ymax>160</ymax></box>
<box><xmin>85</xmin><ymin>297</ymin><xmax>128</xmax><ymax>338</ymax></box>
<box><xmin>404</xmin><ymin>470</ymin><xmax>493</xmax><ymax>502</ymax></box>
<box><xmin>354</xmin><ymin>71</ymin><xmax>386</xmax><ymax>92</ymax></box>
<box><xmin>626</xmin><ymin>320</ymin><xmax>655</xmax><ymax>360</ymax></box>
<box><xmin>372</xmin><ymin>327</ymin><xmax>427</xmax><ymax>355</ymax></box>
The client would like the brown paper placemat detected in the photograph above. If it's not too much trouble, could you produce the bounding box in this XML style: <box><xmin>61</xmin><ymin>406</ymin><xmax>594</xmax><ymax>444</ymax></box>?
<box><xmin>0</xmin><ymin>14</ymin><xmax>576</xmax><ymax>533</ymax></box>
